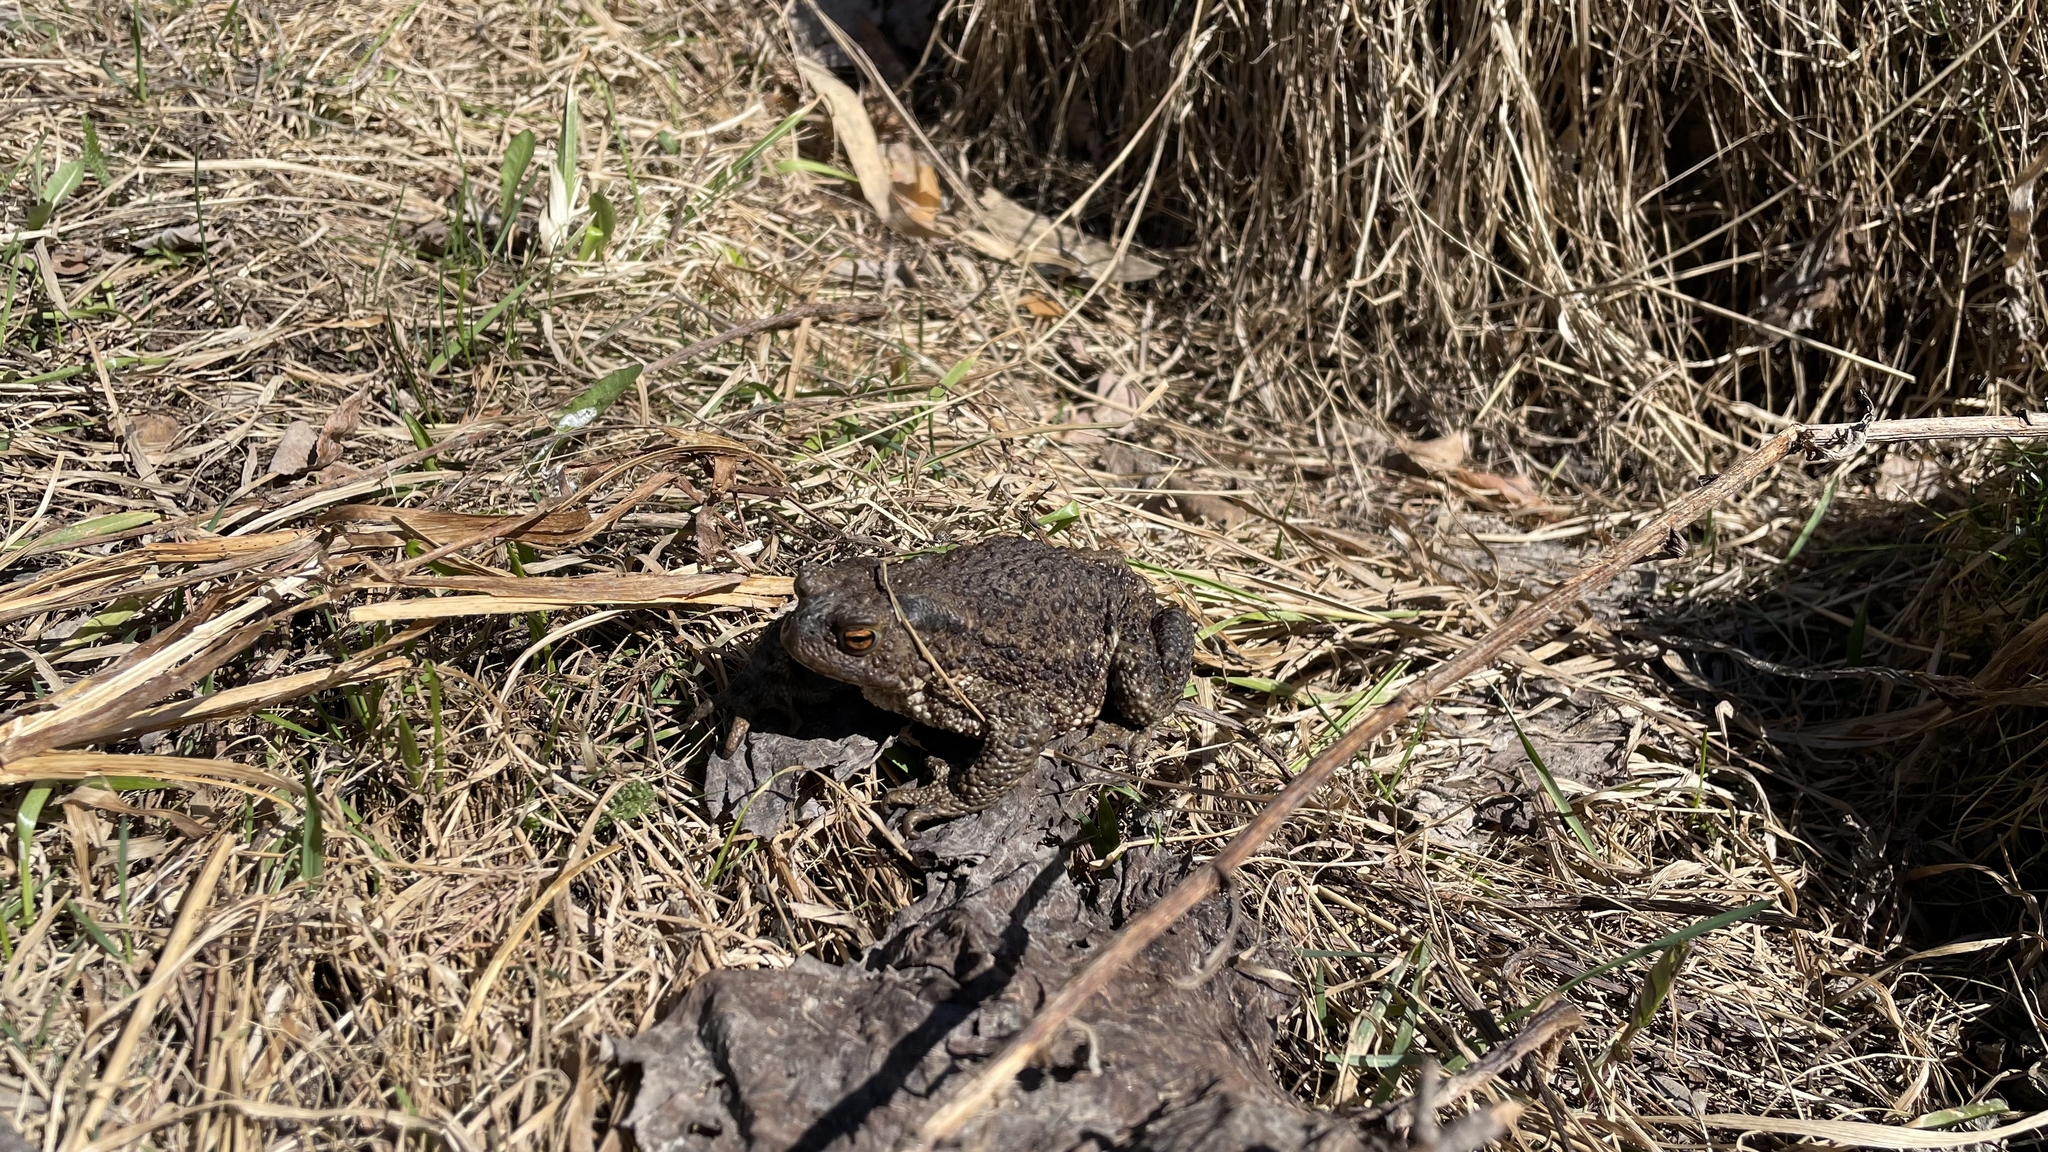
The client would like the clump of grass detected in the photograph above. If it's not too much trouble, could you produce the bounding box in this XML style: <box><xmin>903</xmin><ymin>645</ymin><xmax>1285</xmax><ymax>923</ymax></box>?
<box><xmin>938</xmin><ymin>0</ymin><xmax>2047</xmax><ymax>494</ymax></box>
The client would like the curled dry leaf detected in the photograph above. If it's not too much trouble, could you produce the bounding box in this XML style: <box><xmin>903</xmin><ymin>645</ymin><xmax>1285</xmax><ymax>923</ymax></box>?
<box><xmin>1393</xmin><ymin>432</ymin><xmax>1468</xmax><ymax>475</ymax></box>
<box><xmin>885</xmin><ymin>138</ymin><xmax>945</xmax><ymax>236</ymax></box>
<box><xmin>1755</xmin><ymin>196</ymin><xmax>1857</xmax><ymax>338</ymax></box>
<box><xmin>2006</xmin><ymin>147</ymin><xmax>2048</xmax><ymax>342</ymax></box>
<box><xmin>268</xmin><ymin>420</ymin><xmax>319</xmax><ymax>476</ymax></box>
<box><xmin>131</xmin><ymin>222</ymin><xmax>209</xmax><ymax>254</ymax></box>
<box><xmin>1449</xmin><ymin>468</ymin><xmax>1571</xmax><ymax>520</ymax></box>
<box><xmin>1019</xmin><ymin>291</ymin><xmax>1065</xmax><ymax>318</ymax></box>
<box><xmin>795</xmin><ymin>58</ymin><xmax>903</xmax><ymax>233</ymax></box>
<box><xmin>314</xmin><ymin>387</ymin><xmax>370</xmax><ymax>468</ymax></box>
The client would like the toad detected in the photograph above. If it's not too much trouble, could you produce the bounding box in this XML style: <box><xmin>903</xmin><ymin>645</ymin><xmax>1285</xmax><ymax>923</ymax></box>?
<box><xmin>781</xmin><ymin>536</ymin><xmax>1195</xmax><ymax>827</ymax></box>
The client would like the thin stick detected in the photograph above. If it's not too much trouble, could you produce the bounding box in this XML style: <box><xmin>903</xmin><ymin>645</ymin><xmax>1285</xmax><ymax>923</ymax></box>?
<box><xmin>916</xmin><ymin>411</ymin><xmax>2048</xmax><ymax>1144</ymax></box>
<box><xmin>63</xmin><ymin>835</ymin><xmax>237</xmax><ymax>1151</ymax></box>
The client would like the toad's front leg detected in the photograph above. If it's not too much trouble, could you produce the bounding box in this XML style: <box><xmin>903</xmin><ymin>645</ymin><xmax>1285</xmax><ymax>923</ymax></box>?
<box><xmin>885</xmin><ymin>711</ymin><xmax>1051</xmax><ymax>829</ymax></box>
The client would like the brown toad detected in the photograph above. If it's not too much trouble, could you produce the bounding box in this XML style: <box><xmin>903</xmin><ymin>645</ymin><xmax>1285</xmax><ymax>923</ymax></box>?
<box><xmin>781</xmin><ymin>536</ymin><xmax>1194</xmax><ymax>826</ymax></box>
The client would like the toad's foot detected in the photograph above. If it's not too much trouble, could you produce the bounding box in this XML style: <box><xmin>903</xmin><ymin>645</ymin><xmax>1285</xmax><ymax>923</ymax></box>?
<box><xmin>882</xmin><ymin>777</ymin><xmax>983</xmax><ymax>831</ymax></box>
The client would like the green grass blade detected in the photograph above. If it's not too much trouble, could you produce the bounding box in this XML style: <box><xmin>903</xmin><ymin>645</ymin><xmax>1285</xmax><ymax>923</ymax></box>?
<box><xmin>67</xmin><ymin>899</ymin><xmax>127</xmax><ymax>966</ymax></box>
<box><xmin>579</xmin><ymin>188</ymin><xmax>616</xmax><ymax>260</ymax></box>
<box><xmin>299</xmin><ymin>761</ymin><xmax>324</xmax><ymax>886</ymax></box>
<box><xmin>673</xmin><ymin>103</ymin><xmax>811</xmax><ymax>231</ymax></box>
<box><xmin>425</xmin><ymin>274</ymin><xmax>535</xmax><ymax>375</ymax></box>
<box><xmin>773</xmin><ymin>157</ymin><xmax>858</xmax><ymax>182</ymax></box>
<box><xmin>1502</xmin><ymin>693</ymin><xmax>1602</xmax><ymax>860</ymax></box>
<box><xmin>499</xmin><ymin>128</ymin><xmax>535</xmax><ymax>226</ymax></box>
<box><xmin>5</xmin><ymin>511</ymin><xmax>158</xmax><ymax>554</ymax></box>
<box><xmin>556</xmin><ymin>364</ymin><xmax>643</xmax><ymax>432</ymax></box>
<box><xmin>1784</xmin><ymin>467</ymin><xmax>1843</xmax><ymax>563</ymax></box>
<box><xmin>1508</xmin><ymin>899</ymin><xmax>1774</xmax><ymax>1023</ymax></box>
<box><xmin>81</xmin><ymin>118</ymin><xmax>112</xmax><ymax>187</ymax></box>
<box><xmin>15</xmin><ymin>783</ymin><xmax>52</xmax><ymax>926</ymax></box>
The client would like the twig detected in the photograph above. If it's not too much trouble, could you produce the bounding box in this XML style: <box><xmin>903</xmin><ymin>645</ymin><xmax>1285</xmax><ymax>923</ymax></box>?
<box><xmin>913</xmin><ymin>411</ymin><xmax>2048</xmax><ymax>1144</ymax></box>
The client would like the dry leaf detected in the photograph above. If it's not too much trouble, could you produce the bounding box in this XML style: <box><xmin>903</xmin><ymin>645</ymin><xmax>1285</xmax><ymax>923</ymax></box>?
<box><xmin>49</xmin><ymin>244</ymin><xmax>94</xmax><ymax>276</ymax></box>
<box><xmin>314</xmin><ymin>387</ymin><xmax>370</xmax><ymax>468</ymax></box>
<box><xmin>1085</xmin><ymin>372</ymin><xmax>1144</xmax><ymax>431</ymax></box>
<box><xmin>1167</xmin><ymin>493</ymin><xmax>1249</xmax><ymax>528</ymax></box>
<box><xmin>1393</xmin><ymin>432</ymin><xmax>1468</xmax><ymax>475</ymax></box>
<box><xmin>62</xmin><ymin>786</ymin><xmax>211</xmax><ymax>838</ymax></box>
<box><xmin>1449</xmin><ymin>468</ymin><xmax>1571</xmax><ymax>520</ymax></box>
<box><xmin>886</xmin><ymin>138</ymin><xmax>945</xmax><ymax>235</ymax></box>
<box><xmin>955</xmin><ymin>188</ymin><xmax>1165</xmax><ymax>283</ymax></box>
<box><xmin>2006</xmin><ymin>147</ymin><xmax>2048</xmax><ymax>342</ymax></box>
<box><xmin>1876</xmin><ymin>450</ymin><xmax>1944</xmax><ymax>503</ymax></box>
<box><xmin>1756</xmin><ymin>196</ymin><xmax>1857</xmax><ymax>337</ymax></box>
<box><xmin>268</xmin><ymin>420</ymin><xmax>318</xmax><ymax>476</ymax></box>
<box><xmin>130</xmin><ymin>412</ymin><xmax>180</xmax><ymax>463</ymax></box>
<box><xmin>795</xmin><ymin>58</ymin><xmax>903</xmax><ymax>232</ymax></box>
<box><xmin>1019</xmin><ymin>291</ymin><xmax>1065</xmax><ymax>318</ymax></box>
<box><xmin>131</xmin><ymin>223</ymin><xmax>210</xmax><ymax>254</ymax></box>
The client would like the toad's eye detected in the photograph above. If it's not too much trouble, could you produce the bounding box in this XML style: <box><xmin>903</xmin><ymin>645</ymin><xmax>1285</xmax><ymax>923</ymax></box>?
<box><xmin>838</xmin><ymin>627</ymin><xmax>876</xmax><ymax>654</ymax></box>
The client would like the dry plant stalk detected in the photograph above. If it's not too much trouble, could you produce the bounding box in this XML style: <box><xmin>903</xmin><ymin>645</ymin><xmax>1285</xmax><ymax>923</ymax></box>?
<box><xmin>919</xmin><ymin>411</ymin><xmax>2048</xmax><ymax>1143</ymax></box>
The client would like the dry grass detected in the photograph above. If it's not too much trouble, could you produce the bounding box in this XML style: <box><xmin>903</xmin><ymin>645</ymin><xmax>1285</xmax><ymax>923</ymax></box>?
<box><xmin>941</xmin><ymin>0</ymin><xmax>2048</xmax><ymax>492</ymax></box>
<box><xmin>0</xmin><ymin>1</ymin><xmax>2043</xmax><ymax>1151</ymax></box>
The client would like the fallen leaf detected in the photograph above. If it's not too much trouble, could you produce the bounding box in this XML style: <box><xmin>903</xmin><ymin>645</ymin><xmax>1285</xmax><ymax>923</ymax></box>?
<box><xmin>1393</xmin><ymin>432</ymin><xmax>1467</xmax><ymax>475</ymax></box>
<box><xmin>268</xmin><ymin>420</ymin><xmax>318</xmax><ymax>476</ymax></box>
<box><xmin>130</xmin><ymin>412</ymin><xmax>180</xmax><ymax>463</ymax></box>
<box><xmin>314</xmin><ymin>387</ymin><xmax>370</xmax><ymax>468</ymax></box>
<box><xmin>2005</xmin><ymin>147</ymin><xmax>2048</xmax><ymax>341</ymax></box>
<box><xmin>796</xmin><ymin>58</ymin><xmax>908</xmax><ymax>234</ymax></box>
<box><xmin>1019</xmin><ymin>291</ymin><xmax>1065</xmax><ymax>318</ymax></box>
<box><xmin>1756</xmin><ymin>195</ymin><xmax>1857</xmax><ymax>338</ymax></box>
<box><xmin>1167</xmin><ymin>492</ymin><xmax>1248</xmax><ymax>528</ymax></box>
<box><xmin>131</xmin><ymin>223</ymin><xmax>209</xmax><ymax>254</ymax></box>
<box><xmin>955</xmin><ymin>188</ymin><xmax>1165</xmax><ymax>283</ymax></box>
<box><xmin>1449</xmin><ymin>468</ymin><xmax>1571</xmax><ymax>520</ymax></box>
<box><xmin>886</xmin><ymin>138</ymin><xmax>945</xmax><ymax>236</ymax></box>
<box><xmin>49</xmin><ymin>245</ymin><xmax>94</xmax><ymax>276</ymax></box>
<box><xmin>1876</xmin><ymin>450</ymin><xmax>1944</xmax><ymax>503</ymax></box>
<box><xmin>1085</xmin><ymin>372</ymin><xmax>1145</xmax><ymax>431</ymax></box>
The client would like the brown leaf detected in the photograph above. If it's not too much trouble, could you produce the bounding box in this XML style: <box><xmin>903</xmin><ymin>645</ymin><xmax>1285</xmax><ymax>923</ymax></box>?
<box><xmin>1393</xmin><ymin>433</ymin><xmax>1467</xmax><ymax>476</ymax></box>
<box><xmin>694</xmin><ymin>507</ymin><xmax>726</xmax><ymax>562</ymax></box>
<box><xmin>268</xmin><ymin>420</ymin><xmax>318</xmax><ymax>476</ymax></box>
<box><xmin>49</xmin><ymin>244</ymin><xmax>94</xmax><ymax>276</ymax></box>
<box><xmin>130</xmin><ymin>411</ymin><xmax>181</xmax><ymax>463</ymax></box>
<box><xmin>1167</xmin><ymin>492</ymin><xmax>1249</xmax><ymax>528</ymax></box>
<box><xmin>1019</xmin><ymin>291</ymin><xmax>1065</xmax><ymax>318</ymax></box>
<box><xmin>1084</xmin><ymin>372</ymin><xmax>1145</xmax><ymax>432</ymax></box>
<box><xmin>708</xmin><ymin>454</ymin><xmax>737</xmax><ymax>499</ymax></box>
<box><xmin>314</xmin><ymin>387</ymin><xmax>370</xmax><ymax>468</ymax></box>
<box><xmin>1755</xmin><ymin>196</ymin><xmax>1858</xmax><ymax>337</ymax></box>
<box><xmin>1449</xmin><ymin>468</ymin><xmax>1571</xmax><ymax>520</ymax></box>
<box><xmin>955</xmin><ymin>188</ymin><xmax>1167</xmax><ymax>283</ymax></box>
<box><xmin>887</xmin><ymin>139</ymin><xmax>945</xmax><ymax>236</ymax></box>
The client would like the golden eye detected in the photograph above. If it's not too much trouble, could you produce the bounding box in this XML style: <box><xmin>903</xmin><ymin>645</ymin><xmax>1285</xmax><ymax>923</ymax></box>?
<box><xmin>838</xmin><ymin>627</ymin><xmax>876</xmax><ymax>654</ymax></box>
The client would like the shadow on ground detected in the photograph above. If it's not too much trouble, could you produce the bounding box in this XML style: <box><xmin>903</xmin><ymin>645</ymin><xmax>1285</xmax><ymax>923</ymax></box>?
<box><xmin>1638</xmin><ymin>453</ymin><xmax>2048</xmax><ymax>1111</ymax></box>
